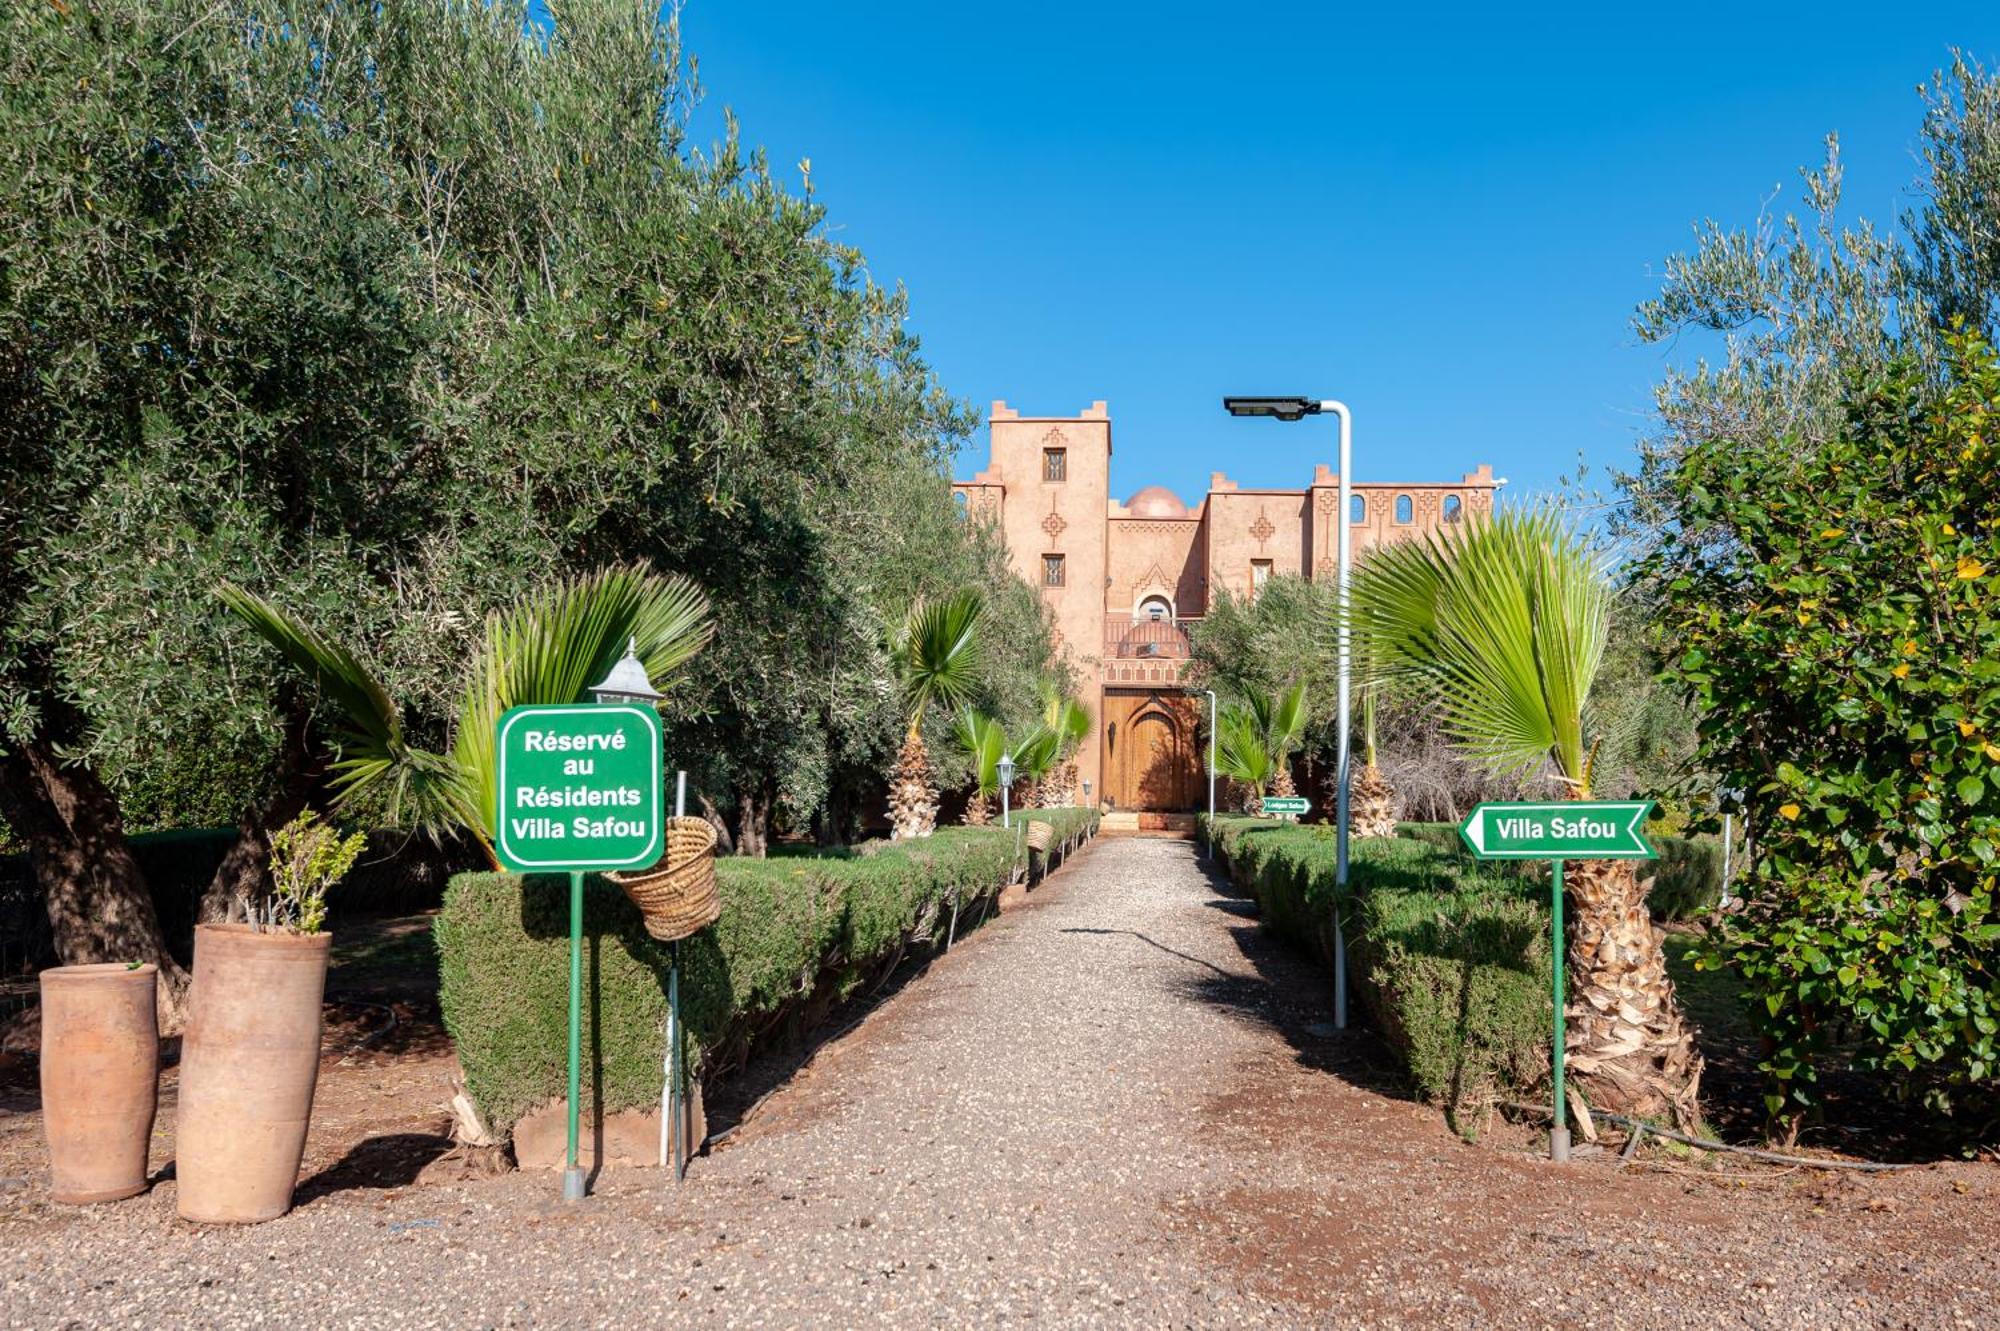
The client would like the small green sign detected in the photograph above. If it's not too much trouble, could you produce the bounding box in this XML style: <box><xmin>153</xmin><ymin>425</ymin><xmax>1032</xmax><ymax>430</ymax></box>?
<box><xmin>495</xmin><ymin>704</ymin><xmax>664</xmax><ymax>873</ymax></box>
<box><xmin>1261</xmin><ymin>796</ymin><xmax>1311</xmax><ymax>816</ymax></box>
<box><xmin>1458</xmin><ymin>800</ymin><xmax>1657</xmax><ymax>860</ymax></box>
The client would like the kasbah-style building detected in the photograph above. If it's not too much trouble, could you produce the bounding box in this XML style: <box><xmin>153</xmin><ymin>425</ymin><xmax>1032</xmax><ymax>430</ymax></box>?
<box><xmin>954</xmin><ymin>400</ymin><xmax>1496</xmax><ymax>824</ymax></box>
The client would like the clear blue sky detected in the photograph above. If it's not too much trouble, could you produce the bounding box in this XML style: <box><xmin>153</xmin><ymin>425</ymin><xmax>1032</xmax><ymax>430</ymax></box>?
<box><xmin>663</xmin><ymin>2</ymin><xmax>1994</xmax><ymax>507</ymax></box>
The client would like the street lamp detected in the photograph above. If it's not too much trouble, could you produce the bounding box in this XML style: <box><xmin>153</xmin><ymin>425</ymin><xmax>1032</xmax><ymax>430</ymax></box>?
<box><xmin>996</xmin><ymin>752</ymin><xmax>1017</xmax><ymax>829</ymax></box>
<box><xmin>1220</xmin><ymin>394</ymin><xmax>1352</xmax><ymax>1030</ymax></box>
<box><xmin>589</xmin><ymin>637</ymin><xmax>664</xmax><ymax>706</ymax></box>
<box><xmin>1202</xmin><ymin>689</ymin><xmax>1217</xmax><ymax>859</ymax></box>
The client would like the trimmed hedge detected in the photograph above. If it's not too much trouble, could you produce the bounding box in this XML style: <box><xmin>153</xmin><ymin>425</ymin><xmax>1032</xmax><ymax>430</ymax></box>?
<box><xmin>1205</xmin><ymin>815</ymin><xmax>1552</xmax><ymax>1120</ymax></box>
<box><xmin>436</xmin><ymin>821</ymin><xmax>1104</xmax><ymax>1134</ymax></box>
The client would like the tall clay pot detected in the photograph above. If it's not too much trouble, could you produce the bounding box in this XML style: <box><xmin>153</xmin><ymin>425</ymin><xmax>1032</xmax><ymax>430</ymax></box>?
<box><xmin>39</xmin><ymin>963</ymin><xmax>159</xmax><ymax>1203</ymax></box>
<box><xmin>175</xmin><ymin>924</ymin><xmax>330</xmax><ymax>1224</ymax></box>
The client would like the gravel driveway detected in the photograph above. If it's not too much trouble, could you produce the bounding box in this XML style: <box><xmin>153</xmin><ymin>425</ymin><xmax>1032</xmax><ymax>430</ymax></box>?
<box><xmin>4</xmin><ymin>836</ymin><xmax>1997</xmax><ymax>1328</ymax></box>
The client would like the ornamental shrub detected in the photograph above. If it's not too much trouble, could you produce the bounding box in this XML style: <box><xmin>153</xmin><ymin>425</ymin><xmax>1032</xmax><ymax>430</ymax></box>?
<box><xmin>1650</xmin><ymin>334</ymin><xmax>2000</xmax><ymax>1120</ymax></box>
<box><xmin>435</xmin><ymin>825</ymin><xmax>1039</xmax><ymax>1133</ymax></box>
<box><xmin>1203</xmin><ymin>815</ymin><xmax>1551</xmax><ymax>1122</ymax></box>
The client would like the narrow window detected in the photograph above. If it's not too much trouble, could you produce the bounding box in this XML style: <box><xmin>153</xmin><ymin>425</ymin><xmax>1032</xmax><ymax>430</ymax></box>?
<box><xmin>1349</xmin><ymin>494</ymin><xmax>1367</xmax><ymax>525</ymax></box>
<box><xmin>1251</xmin><ymin>559</ymin><xmax>1273</xmax><ymax>594</ymax></box>
<box><xmin>1394</xmin><ymin>494</ymin><xmax>1413</xmax><ymax>525</ymax></box>
<box><xmin>1043</xmin><ymin>553</ymin><xmax>1066</xmax><ymax>587</ymax></box>
<box><xmin>954</xmin><ymin>491</ymin><xmax>970</xmax><ymax>518</ymax></box>
<box><xmin>1042</xmin><ymin>448</ymin><xmax>1067</xmax><ymax>482</ymax></box>
<box><xmin>1443</xmin><ymin>494</ymin><xmax>1462</xmax><ymax>524</ymax></box>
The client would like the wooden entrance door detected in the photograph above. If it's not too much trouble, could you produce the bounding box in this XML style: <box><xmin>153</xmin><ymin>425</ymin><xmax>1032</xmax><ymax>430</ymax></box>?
<box><xmin>1101</xmin><ymin>690</ymin><xmax>1199</xmax><ymax>812</ymax></box>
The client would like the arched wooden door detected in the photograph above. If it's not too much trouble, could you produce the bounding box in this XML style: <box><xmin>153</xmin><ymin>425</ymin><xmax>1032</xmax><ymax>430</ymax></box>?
<box><xmin>1101</xmin><ymin>690</ymin><xmax>1199</xmax><ymax>811</ymax></box>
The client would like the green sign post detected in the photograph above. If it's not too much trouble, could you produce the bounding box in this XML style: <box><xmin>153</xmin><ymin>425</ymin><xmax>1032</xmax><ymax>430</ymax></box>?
<box><xmin>1458</xmin><ymin>799</ymin><xmax>1656</xmax><ymax>1162</ymax></box>
<box><xmin>497</xmin><ymin>702</ymin><xmax>664</xmax><ymax>1201</ymax></box>
<box><xmin>1260</xmin><ymin>795</ymin><xmax>1311</xmax><ymax>817</ymax></box>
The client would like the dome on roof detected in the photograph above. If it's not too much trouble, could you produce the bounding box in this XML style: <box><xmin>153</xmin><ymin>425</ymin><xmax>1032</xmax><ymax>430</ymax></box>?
<box><xmin>1124</xmin><ymin>485</ymin><xmax>1189</xmax><ymax>519</ymax></box>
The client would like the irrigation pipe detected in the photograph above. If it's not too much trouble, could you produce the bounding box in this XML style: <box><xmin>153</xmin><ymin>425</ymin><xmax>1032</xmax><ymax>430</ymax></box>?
<box><xmin>1499</xmin><ymin>1100</ymin><xmax>1921</xmax><ymax>1173</ymax></box>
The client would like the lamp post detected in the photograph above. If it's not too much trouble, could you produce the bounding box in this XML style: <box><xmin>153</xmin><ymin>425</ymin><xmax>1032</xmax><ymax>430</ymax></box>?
<box><xmin>589</xmin><ymin>639</ymin><xmax>681</xmax><ymax>1188</ymax></box>
<box><xmin>1202</xmin><ymin>689</ymin><xmax>1217</xmax><ymax>859</ymax></box>
<box><xmin>997</xmin><ymin>752</ymin><xmax>1017</xmax><ymax>829</ymax></box>
<box><xmin>1221</xmin><ymin>396</ymin><xmax>1351</xmax><ymax>1030</ymax></box>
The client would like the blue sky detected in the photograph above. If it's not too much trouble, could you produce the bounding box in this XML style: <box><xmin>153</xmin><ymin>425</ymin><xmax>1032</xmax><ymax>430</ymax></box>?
<box><xmin>662</xmin><ymin>2</ymin><xmax>1995</xmax><ymax>507</ymax></box>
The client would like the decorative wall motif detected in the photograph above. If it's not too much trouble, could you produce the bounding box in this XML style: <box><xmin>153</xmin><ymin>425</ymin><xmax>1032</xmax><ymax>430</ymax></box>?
<box><xmin>1041</xmin><ymin>508</ymin><xmax>1068</xmax><ymax>541</ymax></box>
<box><xmin>1249</xmin><ymin>510</ymin><xmax>1276</xmax><ymax>546</ymax></box>
<box><xmin>1042</xmin><ymin>426</ymin><xmax>1069</xmax><ymax>448</ymax></box>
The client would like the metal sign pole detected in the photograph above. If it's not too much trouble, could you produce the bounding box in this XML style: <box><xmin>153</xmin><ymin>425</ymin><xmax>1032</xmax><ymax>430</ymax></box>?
<box><xmin>661</xmin><ymin>771</ymin><xmax>687</xmax><ymax>1180</ymax></box>
<box><xmin>563</xmin><ymin>869</ymin><xmax>586</xmax><ymax>1201</ymax></box>
<box><xmin>1550</xmin><ymin>858</ymin><xmax>1569</xmax><ymax>1163</ymax></box>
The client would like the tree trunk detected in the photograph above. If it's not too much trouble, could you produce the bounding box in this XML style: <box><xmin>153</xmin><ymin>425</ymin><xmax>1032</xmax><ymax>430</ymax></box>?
<box><xmin>198</xmin><ymin>696</ymin><xmax>325</xmax><ymax>924</ymax></box>
<box><xmin>0</xmin><ymin>739</ymin><xmax>190</xmax><ymax>1031</ymax></box>
<box><xmin>963</xmin><ymin>791</ymin><xmax>991</xmax><ymax>826</ymax></box>
<box><xmin>1562</xmin><ymin>855</ymin><xmax>1704</xmax><ymax>1133</ymax></box>
<box><xmin>886</xmin><ymin>730</ymin><xmax>936</xmax><ymax>839</ymax></box>
<box><xmin>733</xmin><ymin>785</ymin><xmax>770</xmax><ymax>858</ymax></box>
<box><xmin>698</xmin><ymin>794</ymin><xmax>736</xmax><ymax>856</ymax></box>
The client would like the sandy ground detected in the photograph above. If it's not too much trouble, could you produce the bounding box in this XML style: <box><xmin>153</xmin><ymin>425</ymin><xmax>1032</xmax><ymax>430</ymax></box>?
<box><xmin>3</xmin><ymin>838</ymin><xmax>1996</xmax><ymax>1328</ymax></box>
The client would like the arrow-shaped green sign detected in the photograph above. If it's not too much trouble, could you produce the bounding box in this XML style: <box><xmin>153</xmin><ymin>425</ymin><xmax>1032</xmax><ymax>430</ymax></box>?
<box><xmin>1458</xmin><ymin>800</ymin><xmax>1657</xmax><ymax>860</ymax></box>
<box><xmin>1260</xmin><ymin>796</ymin><xmax>1311</xmax><ymax>816</ymax></box>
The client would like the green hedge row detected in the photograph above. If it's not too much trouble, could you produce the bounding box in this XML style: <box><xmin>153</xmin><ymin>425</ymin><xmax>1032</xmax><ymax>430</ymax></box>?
<box><xmin>1394</xmin><ymin>821</ymin><xmax>1726</xmax><ymax>921</ymax></box>
<box><xmin>436</xmin><ymin>816</ymin><xmax>1100</xmax><ymax>1134</ymax></box>
<box><xmin>1204</xmin><ymin>815</ymin><xmax>1553</xmax><ymax>1121</ymax></box>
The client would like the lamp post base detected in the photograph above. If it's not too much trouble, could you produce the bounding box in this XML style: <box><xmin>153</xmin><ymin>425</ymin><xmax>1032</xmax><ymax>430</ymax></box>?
<box><xmin>1550</xmin><ymin>1126</ymin><xmax>1571</xmax><ymax>1163</ymax></box>
<box><xmin>562</xmin><ymin>1167</ymin><xmax>586</xmax><ymax>1202</ymax></box>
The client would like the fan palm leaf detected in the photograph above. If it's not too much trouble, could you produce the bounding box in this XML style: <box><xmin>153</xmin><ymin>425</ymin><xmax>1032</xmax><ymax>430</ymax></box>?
<box><xmin>952</xmin><ymin>708</ymin><xmax>1007</xmax><ymax>798</ymax></box>
<box><xmin>216</xmin><ymin>583</ymin><xmax>479</xmax><ymax>833</ymax></box>
<box><xmin>1352</xmin><ymin>507</ymin><xmax>1605</xmax><ymax>790</ymax></box>
<box><xmin>1211</xmin><ymin>701</ymin><xmax>1276</xmax><ymax>792</ymax></box>
<box><xmin>455</xmin><ymin>566</ymin><xmax>711</xmax><ymax>839</ymax></box>
<box><xmin>892</xmin><ymin>590</ymin><xmax>985</xmax><ymax>737</ymax></box>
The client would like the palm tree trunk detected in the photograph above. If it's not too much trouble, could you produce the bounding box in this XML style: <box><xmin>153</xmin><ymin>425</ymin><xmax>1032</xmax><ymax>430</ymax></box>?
<box><xmin>1562</xmin><ymin>855</ymin><xmax>1704</xmax><ymax>1132</ymax></box>
<box><xmin>887</xmin><ymin>730</ymin><xmax>937</xmax><ymax>839</ymax></box>
<box><xmin>963</xmin><ymin>791</ymin><xmax>992</xmax><ymax>826</ymax></box>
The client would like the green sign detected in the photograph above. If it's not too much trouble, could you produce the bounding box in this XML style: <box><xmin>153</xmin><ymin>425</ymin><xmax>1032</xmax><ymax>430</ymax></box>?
<box><xmin>1261</xmin><ymin>796</ymin><xmax>1311</xmax><ymax>816</ymax></box>
<box><xmin>1458</xmin><ymin>800</ymin><xmax>1657</xmax><ymax>860</ymax></box>
<box><xmin>495</xmin><ymin>704</ymin><xmax>664</xmax><ymax>873</ymax></box>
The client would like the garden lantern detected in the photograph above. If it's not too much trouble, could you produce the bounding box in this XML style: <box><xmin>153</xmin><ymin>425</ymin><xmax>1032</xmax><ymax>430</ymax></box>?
<box><xmin>997</xmin><ymin>752</ymin><xmax>1016</xmax><ymax>829</ymax></box>
<box><xmin>1221</xmin><ymin>393</ymin><xmax>1353</xmax><ymax>1029</ymax></box>
<box><xmin>590</xmin><ymin>637</ymin><xmax>664</xmax><ymax>705</ymax></box>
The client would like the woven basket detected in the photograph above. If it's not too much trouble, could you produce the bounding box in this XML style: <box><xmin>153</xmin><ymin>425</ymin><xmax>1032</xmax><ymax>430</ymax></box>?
<box><xmin>610</xmin><ymin>816</ymin><xmax>720</xmax><ymax>942</ymax></box>
<box><xmin>1023</xmin><ymin>821</ymin><xmax>1054</xmax><ymax>854</ymax></box>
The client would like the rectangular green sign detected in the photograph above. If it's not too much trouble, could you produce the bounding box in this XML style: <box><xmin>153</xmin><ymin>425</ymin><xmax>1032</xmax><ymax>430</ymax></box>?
<box><xmin>1261</xmin><ymin>796</ymin><xmax>1311</xmax><ymax>816</ymax></box>
<box><xmin>1458</xmin><ymin>800</ymin><xmax>1657</xmax><ymax>860</ymax></box>
<box><xmin>495</xmin><ymin>703</ymin><xmax>664</xmax><ymax>873</ymax></box>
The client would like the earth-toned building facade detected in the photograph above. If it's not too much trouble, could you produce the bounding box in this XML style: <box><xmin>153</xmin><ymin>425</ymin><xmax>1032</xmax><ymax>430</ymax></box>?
<box><xmin>954</xmin><ymin>401</ymin><xmax>1497</xmax><ymax>814</ymax></box>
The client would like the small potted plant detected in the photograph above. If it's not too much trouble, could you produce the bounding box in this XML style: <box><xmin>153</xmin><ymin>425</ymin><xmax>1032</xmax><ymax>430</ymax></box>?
<box><xmin>175</xmin><ymin>812</ymin><xmax>365</xmax><ymax>1224</ymax></box>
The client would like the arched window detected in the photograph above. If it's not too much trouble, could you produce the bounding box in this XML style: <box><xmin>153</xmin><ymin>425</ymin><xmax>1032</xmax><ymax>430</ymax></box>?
<box><xmin>1394</xmin><ymin>494</ymin><xmax>1413</xmax><ymax>525</ymax></box>
<box><xmin>1442</xmin><ymin>494</ymin><xmax>1462</xmax><ymax>524</ymax></box>
<box><xmin>1349</xmin><ymin>494</ymin><xmax>1366</xmax><ymax>524</ymax></box>
<box><xmin>1140</xmin><ymin>596</ymin><xmax>1171</xmax><ymax>622</ymax></box>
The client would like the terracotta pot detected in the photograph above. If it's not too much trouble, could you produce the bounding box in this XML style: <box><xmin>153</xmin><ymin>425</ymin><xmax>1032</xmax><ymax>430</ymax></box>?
<box><xmin>39</xmin><ymin>962</ymin><xmax>159</xmax><ymax>1204</ymax></box>
<box><xmin>175</xmin><ymin>924</ymin><xmax>330</xmax><ymax>1224</ymax></box>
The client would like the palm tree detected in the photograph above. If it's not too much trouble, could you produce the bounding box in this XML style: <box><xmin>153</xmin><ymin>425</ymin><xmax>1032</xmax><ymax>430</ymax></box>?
<box><xmin>1007</xmin><ymin>722</ymin><xmax>1060</xmax><ymax>812</ymax></box>
<box><xmin>952</xmin><ymin>708</ymin><xmax>1006</xmax><ymax>826</ymax></box>
<box><xmin>887</xmin><ymin>590</ymin><xmax>984</xmax><ymax>838</ymax></box>
<box><xmin>1034</xmin><ymin>681</ymin><xmax>1093</xmax><ymax>808</ymax></box>
<box><xmin>217</xmin><ymin>566</ymin><xmax>711</xmax><ymax>863</ymax></box>
<box><xmin>1210</xmin><ymin>683</ymin><xmax>1307</xmax><ymax>812</ymax></box>
<box><xmin>1347</xmin><ymin>686</ymin><xmax>1399</xmax><ymax>838</ymax></box>
<box><xmin>1352</xmin><ymin>507</ymin><xmax>1702</xmax><ymax>1131</ymax></box>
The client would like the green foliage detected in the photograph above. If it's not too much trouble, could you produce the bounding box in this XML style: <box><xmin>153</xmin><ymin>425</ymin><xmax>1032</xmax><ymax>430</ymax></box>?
<box><xmin>953</xmin><ymin>709</ymin><xmax>1007</xmax><ymax>798</ymax></box>
<box><xmin>265</xmin><ymin>812</ymin><xmax>367</xmax><ymax>935</ymax></box>
<box><xmin>892</xmin><ymin>590</ymin><xmax>985</xmax><ymax>736</ymax></box>
<box><xmin>1623</xmin><ymin>56</ymin><xmax>2000</xmax><ymax>548</ymax></box>
<box><xmin>1649</xmin><ymin>336</ymin><xmax>2000</xmax><ymax>1116</ymax></box>
<box><xmin>1210</xmin><ymin>684</ymin><xmax>1308</xmax><ymax>797</ymax></box>
<box><xmin>435</xmin><ymin>826</ymin><xmax>1035</xmax><ymax>1131</ymax></box>
<box><xmin>1354</xmin><ymin>508</ymin><xmax>1608</xmax><ymax>792</ymax></box>
<box><xmin>1203</xmin><ymin>815</ymin><xmax>1552</xmax><ymax>1118</ymax></box>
